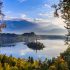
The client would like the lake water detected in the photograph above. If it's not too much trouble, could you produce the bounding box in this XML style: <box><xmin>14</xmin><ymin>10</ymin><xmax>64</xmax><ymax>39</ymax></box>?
<box><xmin>0</xmin><ymin>39</ymin><xmax>68</xmax><ymax>60</ymax></box>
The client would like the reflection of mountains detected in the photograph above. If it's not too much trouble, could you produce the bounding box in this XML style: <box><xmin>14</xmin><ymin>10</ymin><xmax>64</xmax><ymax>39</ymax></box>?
<box><xmin>0</xmin><ymin>33</ymin><xmax>65</xmax><ymax>47</ymax></box>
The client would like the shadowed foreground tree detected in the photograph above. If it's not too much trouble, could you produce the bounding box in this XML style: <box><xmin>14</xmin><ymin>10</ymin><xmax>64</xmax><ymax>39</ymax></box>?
<box><xmin>52</xmin><ymin>0</ymin><xmax>70</xmax><ymax>45</ymax></box>
<box><xmin>52</xmin><ymin>0</ymin><xmax>70</xmax><ymax>18</ymax></box>
<box><xmin>48</xmin><ymin>57</ymin><xmax>69</xmax><ymax>70</ymax></box>
<box><xmin>51</xmin><ymin>0</ymin><xmax>70</xmax><ymax>70</ymax></box>
<box><xmin>0</xmin><ymin>0</ymin><xmax>6</xmax><ymax>32</ymax></box>
<box><xmin>61</xmin><ymin>47</ymin><xmax>70</xmax><ymax>69</ymax></box>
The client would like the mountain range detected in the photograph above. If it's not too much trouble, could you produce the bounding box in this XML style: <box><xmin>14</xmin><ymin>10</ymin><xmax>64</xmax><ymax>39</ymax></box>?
<box><xmin>2</xmin><ymin>19</ymin><xmax>67</xmax><ymax>35</ymax></box>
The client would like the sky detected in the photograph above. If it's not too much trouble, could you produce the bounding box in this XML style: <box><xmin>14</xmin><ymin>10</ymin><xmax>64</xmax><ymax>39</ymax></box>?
<box><xmin>1</xmin><ymin>0</ymin><xmax>67</xmax><ymax>34</ymax></box>
<box><xmin>3</xmin><ymin>0</ymin><xmax>59</xmax><ymax>19</ymax></box>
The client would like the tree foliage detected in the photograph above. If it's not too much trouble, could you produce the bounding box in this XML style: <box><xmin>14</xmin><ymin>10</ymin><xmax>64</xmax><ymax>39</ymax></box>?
<box><xmin>0</xmin><ymin>50</ymin><xmax>69</xmax><ymax>70</ymax></box>
<box><xmin>52</xmin><ymin>0</ymin><xmax>70</xmax><ymax>21</ymax></box>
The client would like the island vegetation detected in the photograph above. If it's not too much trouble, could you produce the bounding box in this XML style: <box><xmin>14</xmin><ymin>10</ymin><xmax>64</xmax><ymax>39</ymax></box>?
<box><xmin>27</xmin><ymin>42</ymin><xmax>45</xmax><ymax>51</ymax></box>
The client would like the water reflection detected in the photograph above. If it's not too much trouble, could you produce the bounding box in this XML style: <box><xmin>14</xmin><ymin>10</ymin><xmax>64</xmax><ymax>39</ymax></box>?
<box><xmin>0</xmin><ymin>43</ymin><xmax>16</xmax><ymax>47</ymax></box>
<box><xmin>0</xmin><ymin>39</ymin><xmax>68</xmax><ymax>60</ymax></box>
<box><xmin>0</xmin><ymin>33</ymin><xmax>68</xmax><ymax>60</ymax></box>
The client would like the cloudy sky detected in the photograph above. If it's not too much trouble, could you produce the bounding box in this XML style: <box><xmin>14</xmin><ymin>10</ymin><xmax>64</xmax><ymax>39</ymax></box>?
<box><xmin>1</xmin><ymin>0</ymin><xmax>67</xmax><ymax>34</ymax></box>
<box><xmin>3</xmin><ymin>0</ymin><xmax>57</xmax><ymax>18</ymax></box>
<box><xmin>3</xmin><ymin>0</ymin><xmax>59</xmax><ymax>19</ymax></box>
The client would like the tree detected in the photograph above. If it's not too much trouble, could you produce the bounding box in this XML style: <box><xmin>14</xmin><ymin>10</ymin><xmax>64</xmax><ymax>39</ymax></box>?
<box><xmin>3</xmin><ymin>63</ymin><xmax>10</xmax><ymax>70</ymax></box>
<box><xmin>11</xmin><ymin>66</ymin><xmax>18</xmax><ymax>70</ymax></box>
<box><xmin>0</xmin><ymin>62</ymin><xmax>3</xmax><ymax>70</ymax></box>
<box><xmin>52</xmin><ymin>0</ymin><xmax>70</xmax><ymax>19</ymax></box>
<box><xmin>49</xmin><ymin>57</ymin><xmax>69</xmax><ymax>70</ymax></box>
<box><xmin>48</xmin><ymin>65</ymin><xmax>56</xmax><ymax>70</ymax></box>
<box><xmin>61</xmin><ymin>47</ymin><xmax>70</xmax><ymax>69</ymax></box>
<box><xmin>52</xmin><ymin>1</ymin><xmax>70</xmax><ymax>69</ymax></box>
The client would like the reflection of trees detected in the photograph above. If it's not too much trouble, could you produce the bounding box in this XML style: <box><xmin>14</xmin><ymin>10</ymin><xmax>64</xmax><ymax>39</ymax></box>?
<box><xmin>0</xmin><ymin>43</ymin><xmax>15</xmax><ymax>47</ymax></box>
<box><xmin>0</xmin><ymin>33</ymin><xmax>21</xmax><ymax>47</ymax></box>
<box><xmin>0</xmin><ymin>33</ymin><xmax>22</xmax><ymax>47</ymax></box>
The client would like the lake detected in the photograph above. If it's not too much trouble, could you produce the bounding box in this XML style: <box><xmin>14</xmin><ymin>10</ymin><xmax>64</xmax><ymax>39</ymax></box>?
<box><xmin>0</xmin><ymin>39</ymin><xmax>68</xmax><ymax>60</ymax></box>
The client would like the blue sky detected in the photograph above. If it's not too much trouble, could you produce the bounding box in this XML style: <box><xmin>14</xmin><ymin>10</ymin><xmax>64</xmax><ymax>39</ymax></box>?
<box><xmin>3</xmin><ymin>0</ymin><xmax>59</xmax><ymax>19</ymax></box>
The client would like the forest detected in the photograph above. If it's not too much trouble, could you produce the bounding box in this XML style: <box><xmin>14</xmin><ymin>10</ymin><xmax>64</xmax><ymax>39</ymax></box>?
<box><xmin>0</xmin><ymin>47</ymin><xmax>69</xmax><ymax>70</ymax></box>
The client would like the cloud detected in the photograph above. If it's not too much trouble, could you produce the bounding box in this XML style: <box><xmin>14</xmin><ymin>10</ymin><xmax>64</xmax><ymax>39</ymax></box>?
<box><xmin>39</xmin><ymin>13</ymin><xmax>48</xmax><ymax>17</ymax></box>
<box><xmin>21</xmin><ymin>14</ymin><xmax>27</xmax><ymax>18</ymax></box>
<box><xmin>4</xmin><ymin>12</ymin><xmax>33</xmax><ymax>21</ymax></box>
<box><xmin>36</xmin><ymin>9</ymin><xmax>65</xmax><ymax>29</ymax></box>
<box><xmin>20</xmin><ymin>48</ymin><xmax>33</xmax><ymax>56</ymax></box>
<box><xmin>18</xmin><ymin>0</ymin><xmax>26</xmax><ymax>3</ymax></box>
<box><xmin>44</xmin><ymin>4</ymin><xmax>51</xmax><ymax>8</ymax></box>
<box><xmin>34</xmin><ymin>17</ymin><xmax>65</xmax><ymax>29</ymax></box>
<box><xmin>20</xmin><ymin>13</ymin><xmax>33</xmax><ymax>21</ymax></box>
<box><xmin>34</xmin><ymin>18</ymin><xmax>50</xmax><ymax>23</ymax></box>
<box><xmin>38</xmin><ymin>13</ymin><xmax>53</xmax><ymax>18</ymax></box>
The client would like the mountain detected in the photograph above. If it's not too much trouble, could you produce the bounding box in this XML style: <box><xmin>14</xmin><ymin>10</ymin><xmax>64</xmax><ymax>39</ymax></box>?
<box><xmin>2</xmin><ymin>19</ymin><xmax>67</xmax><ymax>35</ymax></box>
<box><xmin>34</xmin><ymin>22</ymin><xmax>67</xmax><ymax>35</ymax></box>
<box><xmin>3</xmin><ymin>20</ymin><xmax>38</xmax><ymax>33</ymax></box>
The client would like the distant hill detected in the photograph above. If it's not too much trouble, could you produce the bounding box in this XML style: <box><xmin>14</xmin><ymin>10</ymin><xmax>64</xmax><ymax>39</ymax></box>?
<box><xmin>1</xmin><ymin>19</ymin><xmax>67</xmax><ymax>35</ymax></box>
<box><xmin>4</xmin><ymin>20</ymin><xmax>38</xmax><ymax>33</ymax></box>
